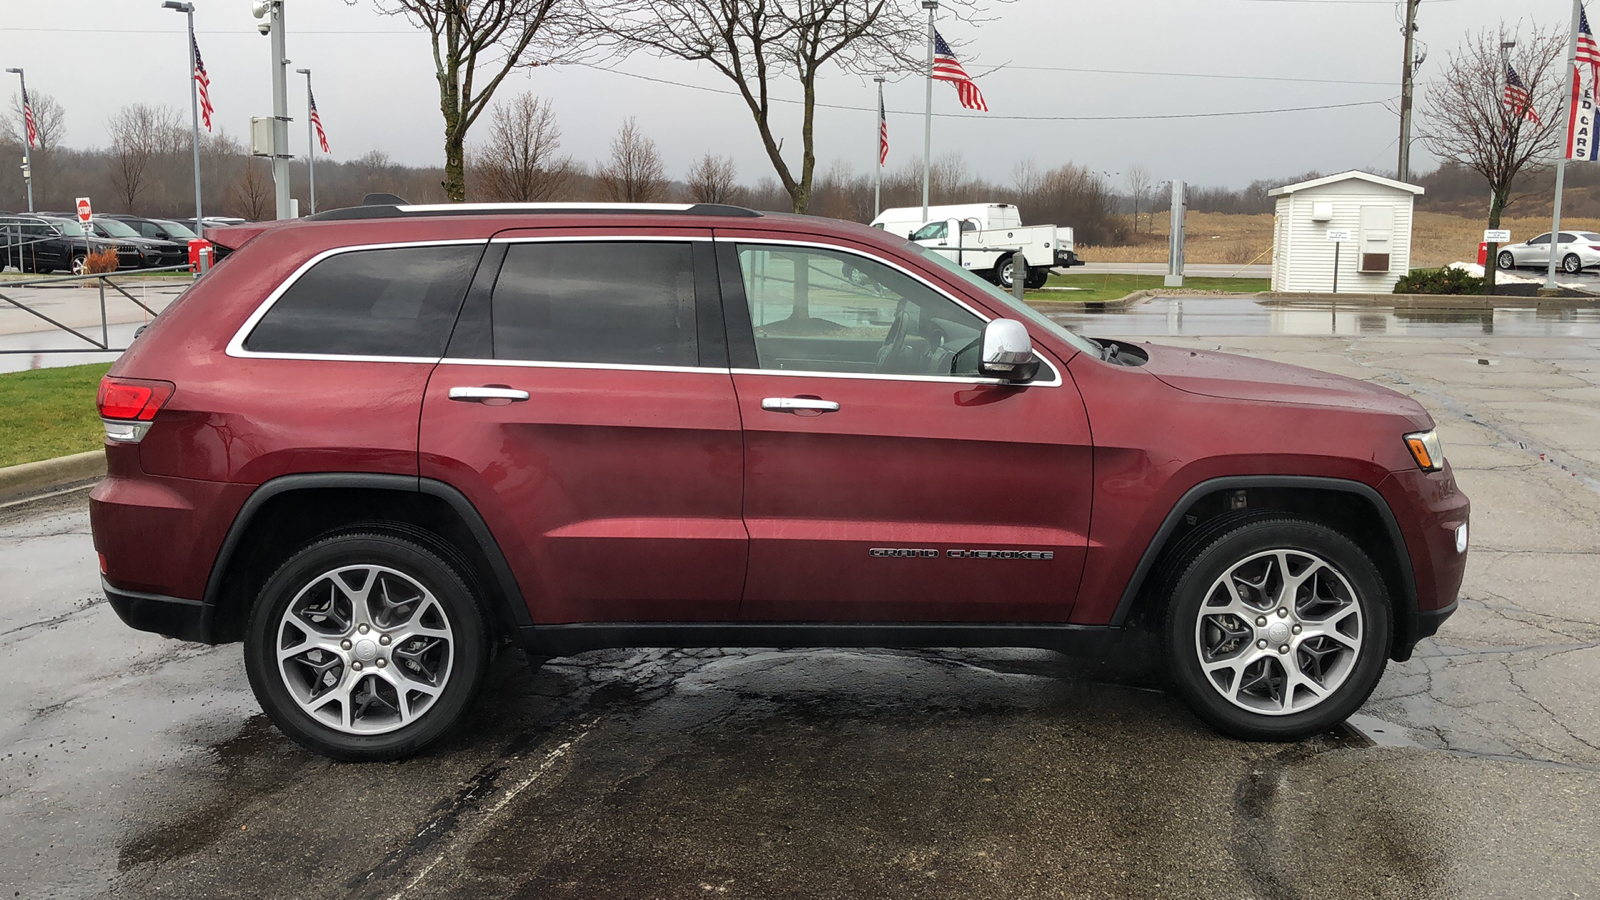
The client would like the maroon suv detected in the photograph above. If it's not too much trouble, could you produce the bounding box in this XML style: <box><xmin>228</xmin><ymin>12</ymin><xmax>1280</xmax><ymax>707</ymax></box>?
<box><xmin>90</xmin><ymin>203</ymin><xmax>1468</xmax><ymax>760</ymax></box>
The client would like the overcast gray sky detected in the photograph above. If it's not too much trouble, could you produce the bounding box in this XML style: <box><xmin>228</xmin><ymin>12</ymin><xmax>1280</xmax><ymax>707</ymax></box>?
<box><xmin>0</xmin><ymin>0</ymin><xmax>1572</xmax><ymax>189</ymax></box>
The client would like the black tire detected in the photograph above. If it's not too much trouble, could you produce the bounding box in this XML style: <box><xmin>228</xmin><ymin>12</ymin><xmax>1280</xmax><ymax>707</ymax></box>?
<box><xmin>1496</xmin><ymin>250</ymin><xmax>1515</xmax><ymax>270</ymax></box>
<box><xmin>1563</xmin><ymin>253</ymin><xmax>1582</xmax><ymax>275</ymax></box>
<box><xmin>1162</xmin><ymin>518</ymin><xmax>1391</xmax><ymax>741</ymax></box>
<box><xmin>994</xmin><ymin>254</ymin><xmax>1023</xmax><ymax>289</ymax></box>
<box><xmin>1024</xmin><ymin>267</ymin><xmax>1049</xmax><ymax>290</ymax></box>
<box><xmin>69</xmin><ymin>254</ymin><xmax>87</xmax><ymax>276</ymax></box>
<box><xmin>244</xmin><ymin>530</ymin><xmax>490</xmax><ymax>761</ymax></box>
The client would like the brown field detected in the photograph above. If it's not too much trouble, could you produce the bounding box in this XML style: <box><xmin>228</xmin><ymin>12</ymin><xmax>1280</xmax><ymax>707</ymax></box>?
<box><xmin>1084</xmin><ymin>211</ymin><xmax>1600</xmax><ymax>269</ymax></box>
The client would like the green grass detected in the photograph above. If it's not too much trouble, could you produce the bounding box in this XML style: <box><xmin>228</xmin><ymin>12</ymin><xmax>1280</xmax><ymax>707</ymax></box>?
<box><xmin>0</xmin><ymin>363</ymin><xmax>112</xmax><ymax>469</ymax></box>
<box><xmin>1027</xmin><ymin>273</ymin><xmax>1272</xmax><ymax>304</ymax></box>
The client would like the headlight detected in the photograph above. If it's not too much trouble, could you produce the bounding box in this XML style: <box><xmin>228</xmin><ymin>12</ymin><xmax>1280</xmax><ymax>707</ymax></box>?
<box><xmin>1404</xmin><ymin>429</ymin><xmax>1444</xmax><ymax>472</ymax></box>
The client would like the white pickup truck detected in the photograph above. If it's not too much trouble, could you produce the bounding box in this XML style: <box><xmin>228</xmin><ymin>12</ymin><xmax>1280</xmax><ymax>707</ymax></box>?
<box><xmin>869</xmin><ymin>203</ymin><xmax>1082</xmax><ymax>289</ymax></box>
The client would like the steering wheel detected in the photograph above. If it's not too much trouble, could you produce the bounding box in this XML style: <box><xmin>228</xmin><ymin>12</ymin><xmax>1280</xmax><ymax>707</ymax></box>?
<box><xmin>874</xmin><ymin>299</ymin><xmax>912</xmax><ymax>373</ymax></box>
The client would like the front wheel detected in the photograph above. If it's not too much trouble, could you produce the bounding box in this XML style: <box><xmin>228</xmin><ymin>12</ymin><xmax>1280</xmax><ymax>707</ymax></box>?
<box><xmin>994</xmin><ymin>254</ymin><xmax>1024</xmax><ymax>290</ymax></box>
<box><xmin>70</xmin><ymin>254</ymin><xmax>88</xmax><ymax>276</ymax></box>
<box><xmin>244</xmin><ymin>530</ymin><xmax>490</xmax><ymax>761</ymax></box>
<box><xmin>1163</xmin><ymin>518</ymin><xmax>1391</xmax><ymax>740</ymax></box>
<box><xmin>1496</xmin><ymin>250</ymin><xmax>1515</xmax><ymax>270</ymax></box>
<box><xmin>1563</xmin><ymin>253</ymin><xmax>1582</xmax><ymax>274</ymax></box>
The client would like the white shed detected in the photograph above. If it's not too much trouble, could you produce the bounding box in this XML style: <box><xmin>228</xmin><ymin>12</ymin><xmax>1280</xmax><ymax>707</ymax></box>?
<box><xmin>1268</xmin><ymin>171</ymin><xmax>1423</xmax><ymax>293</ymax></box>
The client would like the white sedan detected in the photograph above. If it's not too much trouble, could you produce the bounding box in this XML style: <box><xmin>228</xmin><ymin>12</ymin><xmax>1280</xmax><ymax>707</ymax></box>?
<box><xmin>1496</xmin><ymin>231</ymin><xmax>1600</xmax><ymax>274</ymax></box>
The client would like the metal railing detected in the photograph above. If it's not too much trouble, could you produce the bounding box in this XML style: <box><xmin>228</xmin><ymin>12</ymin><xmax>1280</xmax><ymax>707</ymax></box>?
<box><xmin>0</xmin><ymin>265</ymin><xmax>194</xmax><ymax>354</ymax></box>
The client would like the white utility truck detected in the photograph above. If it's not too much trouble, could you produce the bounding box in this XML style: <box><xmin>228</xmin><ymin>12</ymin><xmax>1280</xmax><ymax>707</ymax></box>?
<box><xmin>868</xmin><ymin>203</ymin><xmax>1082</xmax><ymax>290</ymax></box>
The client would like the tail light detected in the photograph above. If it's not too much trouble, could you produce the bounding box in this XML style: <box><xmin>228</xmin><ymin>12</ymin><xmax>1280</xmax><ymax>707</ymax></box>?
<box><xmin>97</xmin><ymin>376</ymin><xmax>175</xmax><ymax>443</ymax></box>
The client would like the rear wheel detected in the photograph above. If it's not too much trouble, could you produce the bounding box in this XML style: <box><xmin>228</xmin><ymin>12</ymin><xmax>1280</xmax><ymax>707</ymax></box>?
<box><xmin>1563</xmin><ymin>253</ymin><xmax>1582</xmax><ymax>274</ymax></box>
<box><xmin>994</xmin><ymin>254</ymin><xmax>1024</xmax><ymax>290</ymax></box>
<box><xmin>1024</xmin><ymin>267</ymin><xmax>1049</xmax><ymax>290</ymax></box>
<box><xmin>243</xmin><ymin>530</ymin><xmax>490</xmax><ymax>761</ymax></box>
<box><xmin>1163</xmin><ymin>518</ymin><xmax>1391</xmax><ymax>740</ymax></box>
<box><xmin>1496</xmin><ymin>250</ymin><xmax>1515</xmax><ymax>270</ymax></box>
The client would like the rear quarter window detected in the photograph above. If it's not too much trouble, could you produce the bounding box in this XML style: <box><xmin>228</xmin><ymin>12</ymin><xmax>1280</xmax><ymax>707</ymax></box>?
<box><xmin>243</xmin><ymin>244</ymin><xmax>481</xmax><ymax>357</ymax></box>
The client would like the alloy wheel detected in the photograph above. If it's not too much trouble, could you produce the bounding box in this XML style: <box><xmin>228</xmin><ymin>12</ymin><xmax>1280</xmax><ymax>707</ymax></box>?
<box><xmin>1192</xmin><ymin>548</ymin><xmax>1363</xmax><ymax>715</ymax></box>
<box><xmin>275</xmin><ymin>564</ymin><xmax>455</xmax><ymax>735</ymax></box>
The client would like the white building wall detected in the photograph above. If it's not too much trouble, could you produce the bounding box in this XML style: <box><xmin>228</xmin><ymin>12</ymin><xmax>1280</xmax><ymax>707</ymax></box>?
<box><xmin>1274</xmin><ymin>181</ymin><xmax>1415</xmax><ymax>293</ymax></box>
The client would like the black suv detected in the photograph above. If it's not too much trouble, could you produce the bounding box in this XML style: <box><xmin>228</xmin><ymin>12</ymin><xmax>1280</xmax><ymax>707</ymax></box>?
<box><xmin>107</xmin><ymin>214</ymin><xmax>202</xmax><ymax>244</ymax></box>
<box><xmin>86</xmin><ymin>217</ymin><xmax>187</xmax><ymax>268</ymax></box>
<box><xmin>0</xmin><ymin>215</ymin><xmax>141</xmax><ymax>274</ymax></box>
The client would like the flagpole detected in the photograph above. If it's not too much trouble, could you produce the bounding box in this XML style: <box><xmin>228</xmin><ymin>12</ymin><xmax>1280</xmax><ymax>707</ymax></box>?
<box><xmin>1546</xmin><ymin>0</ymin><xmax>1584</xmax><ymax>291</ymax></box>
<box><xmin>922</xmin><ymin>0</ymin><xmax>937</xmax><ymax>223</ymax></box>
<box><xmin>163</xmin><ymin>2</ymin><xmax>204</xmax><ymax>240</ymax></box>
<box><xmin>5</xmin><ymin>69</ymin><xmax>33</xmax><ymax>213</ymax></box>
<box><xmin>874</xmin><ymin>76</ymin><xmax>885</xmax><ymax>218</ymax></box>
<box><xmin>297</xmin><ymin>68</ymin><xmax>315</xmax><ymax>214</ymax></box>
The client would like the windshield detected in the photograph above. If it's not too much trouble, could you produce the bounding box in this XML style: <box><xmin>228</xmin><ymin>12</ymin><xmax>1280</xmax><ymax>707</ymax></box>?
<box><xmin>50</xmin><ymin>220</ymin><xmax>86</xmax><ymax>237</ymax></box>
<box><xmin>908</xmin><ymin>243</ymin><xmax>1101</xmax><ymax>358</ymax></box>
<box><xmin>94</xmin><ymin>218</ymin><xmax>141</xmax><ymax>238</ymax></box>
<box><xmin>153</xmin><ymin>219</ymin><xmax>198</xmax><ymax>239</ymax></box>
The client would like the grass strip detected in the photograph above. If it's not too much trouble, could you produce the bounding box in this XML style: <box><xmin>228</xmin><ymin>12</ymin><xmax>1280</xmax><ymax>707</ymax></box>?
<box><xmin>1029</xmin><ymin>272</ymin><xmax>1272</xmax><ymax>304</ymax></box>
<box><xmin>0</xmin><ymin>363</ymin><xmax>111</xmax><ymax>469</ymax></box>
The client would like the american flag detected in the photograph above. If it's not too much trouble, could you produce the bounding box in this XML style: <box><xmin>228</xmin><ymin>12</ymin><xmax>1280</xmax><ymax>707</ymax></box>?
<box><xmin>1505</xmin><ymin>63</ymin><xmax>1538</xmax><ymax>124</ymax></box>
<box><xmin>878</xmin><ymin>92</ymin><xmax>889</xmax><ymax>166</ymax></box>
<box><xmin>192</xmin><ymin>34</ymin><xmax>213</xmax><ymax>131</ymax></box>
<box><xmin>310</xmin><ymin>88</ymin><xmax>329</xmax><ymax>153</ymax></box>
<box><xmin>20</xmin><ymin>80</ymin><xmax>35</xmax><ymax>149</ymax></box>
<box><xmin>932</xmin><ymin>30</ymin><xmax>987</xmax><ymax>112</ymax></box>
<box><xmin>1579</xmin><ymin>7</ymin><xmax>1600</xmax><ymax>89</ymax></box>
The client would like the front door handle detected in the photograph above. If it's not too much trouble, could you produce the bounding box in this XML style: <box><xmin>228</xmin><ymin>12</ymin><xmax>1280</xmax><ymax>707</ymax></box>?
<box><xmin>762</xmin><ymin>397</ymin><xmax>840</xmax><ymax>413</ymax></box>
<box><xmin>449</xmin><ymin>386</ymin><xmax>530</xmax><ymax>402</ymax></box>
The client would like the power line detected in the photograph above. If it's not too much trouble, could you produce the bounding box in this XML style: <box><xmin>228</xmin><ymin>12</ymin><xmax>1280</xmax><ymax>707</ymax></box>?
<box><xmin>579</xmin><ymin>65</ymin><xmax>1395</xmax><ymax>122</ymax></box>
<box><xmin>1001</xmin><ymin>63</ymin><xmax>1393</xmax><ymax>86</ymax></box>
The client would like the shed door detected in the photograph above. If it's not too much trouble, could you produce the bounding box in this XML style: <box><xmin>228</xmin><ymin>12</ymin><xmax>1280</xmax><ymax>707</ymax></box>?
<box><xmin>1359</xmin><ymin>205</ymin><xmax>1394</xmax><ymax>273</ymax></box>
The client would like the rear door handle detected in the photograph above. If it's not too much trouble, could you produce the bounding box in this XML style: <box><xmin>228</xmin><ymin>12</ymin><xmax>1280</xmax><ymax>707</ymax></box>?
<box><xmin>449</xmin><ymin>386</ymin><xmax>530</xmax><ymax>402</ymax></box>
<box><xmin>761</xmin><ymin>397</ymin><xmax>840</xmax><ymax>413</ymax></box>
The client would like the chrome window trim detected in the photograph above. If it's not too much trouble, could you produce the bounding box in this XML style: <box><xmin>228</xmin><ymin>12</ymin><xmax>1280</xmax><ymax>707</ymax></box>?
<box><xmin>438</xmin><ymin>358</ymin><xmax>727</xmax><ymax>375</ymax></box>
<box><xmin>488</xmin><ymin>234</ymin><xmax>712</xmax><ymax>244</ymax></box>
<box><xmin>225</xmin><ymin>239</ymin><xmax>488</xmax><ymax>362</ymax></box>
<box><xmin>716</xmin><ymin>235</ymin><xmax>1063</xmax><ymax>388</ymax></box>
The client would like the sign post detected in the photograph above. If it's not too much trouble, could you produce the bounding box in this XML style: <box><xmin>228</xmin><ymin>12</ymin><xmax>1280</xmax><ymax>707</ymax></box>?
<box><xmin>1326</xmin><ymin>229</ymin><xmax>1352</xmax><ymax>293</ymax></box>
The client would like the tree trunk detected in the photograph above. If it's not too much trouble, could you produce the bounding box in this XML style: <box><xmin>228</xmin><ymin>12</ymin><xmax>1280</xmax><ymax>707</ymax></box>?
<box><xmin>444</xmin><ymin>130</ymin><xmax>466</xmax><ymax>202</ymax></box>
<box><xmin>1484</xmin><ymin>187</ymin><xmax>1506</xmax><ymax>293</ymax></box>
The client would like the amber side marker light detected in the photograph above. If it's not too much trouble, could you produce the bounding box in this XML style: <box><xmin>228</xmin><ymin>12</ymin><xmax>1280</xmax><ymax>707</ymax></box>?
<box><xmin>1404</xmin><ymin>430</ymin><xmax>1444</xmax><ymax>472</ymax></box>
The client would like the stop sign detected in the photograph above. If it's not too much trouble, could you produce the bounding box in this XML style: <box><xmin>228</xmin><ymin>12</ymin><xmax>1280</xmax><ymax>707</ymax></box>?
<box><xmin>76</xmin><ymin>197</ymin><xmax>92</xmax><ymax>224</ymax></box>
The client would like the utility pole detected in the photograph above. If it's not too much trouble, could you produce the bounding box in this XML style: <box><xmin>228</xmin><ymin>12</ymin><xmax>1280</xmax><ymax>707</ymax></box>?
<box><xmin>1397</xmin><ymin>0</ymin><xmax>1421</xmax><ymax>182</ymax></box>
<box><xmin>253</xmin><ymin>1</ymin><xmax>292</xmax><ymax>220</ymax></box>
<box><xmin>161</xmin><ymin>2</ymin><xmax>202</xmax><ymax>238</ymax></box>
<box><xmin>921</xmin><ymin>0</ymin><xmax>937</xmax><ymax>224</ymax></box>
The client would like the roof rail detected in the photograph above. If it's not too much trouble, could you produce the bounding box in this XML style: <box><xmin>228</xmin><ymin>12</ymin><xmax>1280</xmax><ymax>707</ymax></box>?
<box><xmin>305</xmin><ymin>202</ymin><xmax>763</xmax><ymax>222</ymax></box>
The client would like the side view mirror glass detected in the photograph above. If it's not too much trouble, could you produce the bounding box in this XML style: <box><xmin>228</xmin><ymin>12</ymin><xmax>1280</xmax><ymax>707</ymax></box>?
<box><xmin>979</xmin><ymin>318</ymin><xmax>1041</xmax><ymax>382</ymax></box>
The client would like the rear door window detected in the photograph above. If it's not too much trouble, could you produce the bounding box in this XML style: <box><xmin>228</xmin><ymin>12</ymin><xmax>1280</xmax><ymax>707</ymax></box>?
<box><xmin>243</xmin><ymin>244</ymin><xmax>481</xmax><ymax>357</ymax></box>
<box><xmin>489</xmin><ymin>241</ymin><xmax>698</xmax><ymax>366</ymax></box>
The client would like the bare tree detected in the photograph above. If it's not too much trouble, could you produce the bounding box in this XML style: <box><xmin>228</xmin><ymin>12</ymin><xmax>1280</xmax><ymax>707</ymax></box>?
<box><xmin>106</xmin><ymin>104</ymin><xmax>185</xmax><ymax>213</ymax></box>
<box><xmin>232</xmin><ymin>158</ymin><xmax>274</xmax><ymax>221</ymax></box>
<box><xmin>376</xmin><ymin>0</ymin><xmax>581</xmax><ymax>202</ymax></box>
<box><xmin>596</xmin><ymin>117</ymin><xmax>666</xmax><ymax>202</ymax></box>
<box><xmin>583</xmin><ymin>0</ymin><xmax>992</xmax><ymax>214</ymax></box>
<box><xmin>1124</xmin><ymin>164</ymin><xmax>1151</xmax><ymax>234</ymax></box>
<box><xmin>6</xmin><ymin>90</ymin><xmax>66</xmax><ymax>152</ymax></box>
<box><xmin>471</xmin><ymin>92</ymin><xmax>576</xmax><ymax>201</ymax></box>
<box><xmin>685</xmin><ymin>152</ymin><xmax>740</xmax><ymax>204</ymax></box>
<box><xmin>1423</xmin><ymin>24</ymin><xmax>1564</xmax><ymax>289</ymax></box>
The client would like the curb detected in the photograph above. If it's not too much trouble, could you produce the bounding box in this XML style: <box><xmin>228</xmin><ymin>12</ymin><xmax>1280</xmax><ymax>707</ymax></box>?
<box><xmin>1258</xmin><ymin>292</ymin><xmax>1600</xmax><ymax>308</ymax></box>
<box><xmin>1027</xmin><ymin>289</ymin><xmax>1159</xmax><ymax>312</ymax></box>
<box><xmin>0</xmin><ymin>450</ymin><xmax>105</xmax><ymax>505</ymax></box>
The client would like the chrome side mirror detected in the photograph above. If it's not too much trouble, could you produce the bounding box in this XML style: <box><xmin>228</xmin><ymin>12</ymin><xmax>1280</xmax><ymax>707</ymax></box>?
<box><xmin>979</xmin><ymin>318</ymin><xmax>1040</xmax><ymax>382</ymax></box>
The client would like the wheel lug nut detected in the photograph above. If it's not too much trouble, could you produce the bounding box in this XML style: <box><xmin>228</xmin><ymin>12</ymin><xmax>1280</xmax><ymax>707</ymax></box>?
<box><xmin>352</xmin><ymin>661</ymin><xmax>363</xmax><ymax>671</ymax></box>
<box><xmin>1292</xmin><ymin>625</ymin><xmax>1302</xmax><ymax>635</ymax></box>
<box><xmin>359</xmin><ymin>624</ymin><xmax>369</xmax><ymax>634</ymax></box>
<box><xmin>1256</xmin><ymin>639</ymin><xmax>1268</xmax><ymax>649</ymax></box>
<box><xmin>341</xmin><ymin>639</ymin><xmax>352</xmax><ymax>650</ymax></box>
<box><xmin>1279</xmin><ymin>645</ymin><xmax>1290</xmax><ymax>654</ymax></box>
<box><xmin>379</xmin><ymin>635</ymin><xmax>390</xmax><ymax>645</ymax></box>
<box><xmin>377</xmin><ymin>658</ymin><xmax>387</xmax><ymax>668</ymax></box>
<box><xmin>1255</xmin><ymin>616</ymin><xmax>1267</xmax><ymax>627</ymax></box>
<box><xmin>1277</xmin><ymin>608</ymin><xmax>1288</xmax><ymax>617</ymax></box>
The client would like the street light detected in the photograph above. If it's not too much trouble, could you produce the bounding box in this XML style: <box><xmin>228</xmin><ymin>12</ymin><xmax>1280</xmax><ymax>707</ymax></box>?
<box><xmin>5</xmin><ymin>67</ymin><xmax>33</xmax><ymax>213</ymax></box>
<box><xmin>162</xmin><ymin>1</ymin><xmax>203</xmax><ymax>241</ymax></box>
<box><xmin>296</xmin><ymin>67</ymin><xmax>316</xmax><ymax>214</ymax></box>
<box><xmin>253</xmin><ymin>1</ymin><xmax>292</xmax><ymax>219</ymax></box>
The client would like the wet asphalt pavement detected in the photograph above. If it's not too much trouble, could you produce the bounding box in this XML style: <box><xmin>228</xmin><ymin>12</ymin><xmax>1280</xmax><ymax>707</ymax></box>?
<box><xmin>6</xmin><ymin>329</ymin><xmax>1600</xmax><ymax>898</ymax></box>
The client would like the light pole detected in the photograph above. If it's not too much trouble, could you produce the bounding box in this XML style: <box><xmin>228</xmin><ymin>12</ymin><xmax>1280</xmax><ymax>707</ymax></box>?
<box><xmin>161</xmin><ymin>2</ymin><xmax>202</xmax><ymax>238</ymax></box>
<box><xmin>921</xmin><ymin>0</ymin><xmax>937</xmax><ymax>224</ymax></box>
<box><xmin>252</xmin><ymin>1</ymin><xmax>292</xmax><ymax>220</ymax></box>
<box><xmin>4</xmin><ymin>68</ymin><xmax>33</xmax><ymax>213</ymax></box>
<box><xmin>296</xmin><ymin>67</ymin><xmax>315</xmax><ymax>214</ymax></box>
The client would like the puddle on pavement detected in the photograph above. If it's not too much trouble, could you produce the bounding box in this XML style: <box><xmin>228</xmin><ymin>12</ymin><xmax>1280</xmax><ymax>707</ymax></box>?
<box><xmin>1049</xmin><ymin>295</ymin><xmax>1600</xmax><ymax>338</ymax></box>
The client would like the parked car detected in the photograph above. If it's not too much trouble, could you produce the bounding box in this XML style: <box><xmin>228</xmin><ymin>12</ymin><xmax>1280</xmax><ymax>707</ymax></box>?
<box><xmin>871</xmin><ymin>203</ymin><xmax>1082</xmax><ymax>289</ymax></box>
<box><xmin>0</xmin><ymin>214</ymin><xmax>142</xmax><ymax>273</ymax></box>
<box><xmin>1496</xmin><ymin>231</ymin><xmax>1600</xmax><ymax>274</ymax></box>
<box><xmin>86</xmin><ymin>217</ymin><xmax>187</xmax><ymax>268</ymax></box>
<box><xmin>174</xmin><ymin>216</ymin><xmax>249</xmax><ymax>237</ymax></box>
<box><xmin>91</xmin><ymin>202</ymin><xmax>1469</xmax><ymax>761</ymax></box>
<box><xmin>108</xmin><ymin>214</ymin><xmax>201</xmax><ymax>243</ymax></box>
